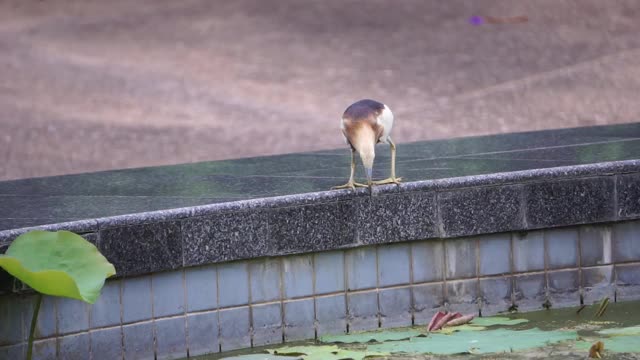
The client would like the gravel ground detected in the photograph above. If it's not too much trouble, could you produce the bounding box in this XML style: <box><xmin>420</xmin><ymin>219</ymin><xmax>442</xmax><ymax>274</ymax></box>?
<box><xmin>1</xmin><ymin>0</ymin><xmax>639</xmax><ymax>180</ymax></box>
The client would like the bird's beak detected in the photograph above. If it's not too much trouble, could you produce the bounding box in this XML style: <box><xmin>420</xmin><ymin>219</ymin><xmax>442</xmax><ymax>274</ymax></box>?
<box><xmin>365</xmin><ymin>167</ymin><xmax>373</xmax><ymax>186</ymax></box>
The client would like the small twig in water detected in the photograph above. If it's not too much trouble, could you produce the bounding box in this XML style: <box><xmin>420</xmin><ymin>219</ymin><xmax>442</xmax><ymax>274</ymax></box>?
<box><xmin>594</xmin><ymin>297</ymin><xmax>610</xmax><ymax>318</ymax></box>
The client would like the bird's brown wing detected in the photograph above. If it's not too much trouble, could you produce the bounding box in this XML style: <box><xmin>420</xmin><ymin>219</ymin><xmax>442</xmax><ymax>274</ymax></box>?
<box><xmin>342</xmin><ymin>117</ymin><xmax>383</xmax><ymax>148</ymax></box>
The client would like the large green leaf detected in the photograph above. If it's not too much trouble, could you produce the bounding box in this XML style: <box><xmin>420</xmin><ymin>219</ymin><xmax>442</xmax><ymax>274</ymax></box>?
<box><xmin>597</xmin><ymin>325</ymin><xmax>640</xmax><ymax>337</ymax></box>
<box><xmin>367</xmin><ymin>328</ymin><xmax>577</xmax><ymax>355</ymax></box>
<box><xmin>0</xmin><ymin>230</ymin><xmax>116</xmax><ymax>303</ymax></box>
<box><xmin>470</xmin><ymin>316</ymin><xmax>529</xmax><ymax>327</ymax></box>
<box><xmin>268</xmin><ymin>346</ymin><xmax>340</xmax><ymax>357</ymax></box>
<box><xmin>220</xmin><ymin>355</ymin><xmax>302</xmax><ymax>359</ymax></box>
<box><xmin>320</xmin><ymin>329</ymin><xmax>424</xmax><ymax>344</ymax></box>
<box><xmin>267</xmin><ymin>345</ymin><xmax>387</xmax><ymax>360</ymax></box>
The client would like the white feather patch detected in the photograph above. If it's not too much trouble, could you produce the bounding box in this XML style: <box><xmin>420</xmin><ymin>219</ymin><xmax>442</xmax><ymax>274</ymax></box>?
<box><xmin>376</xmin><ymin>104</ymin><xmax>394</xmax><ymax>143</ymax></box>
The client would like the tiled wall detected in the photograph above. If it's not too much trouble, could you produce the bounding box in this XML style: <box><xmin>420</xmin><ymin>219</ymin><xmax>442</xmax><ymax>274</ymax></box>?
<box><xmin>2</xmin><ymin>220</ymin><xmax>640</xmax><ymax>359</ymax></box>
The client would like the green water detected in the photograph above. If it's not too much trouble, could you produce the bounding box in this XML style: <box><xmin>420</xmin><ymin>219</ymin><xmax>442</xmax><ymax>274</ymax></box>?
<box><xmin>187</xmin><ymin>300</ymin><xmax>640</xmax><ymax>360</ymax></box>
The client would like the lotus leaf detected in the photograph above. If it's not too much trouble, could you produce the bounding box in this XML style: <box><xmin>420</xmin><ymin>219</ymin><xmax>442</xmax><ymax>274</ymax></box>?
<box><xmin>597</xmin><ymin>325</ymin><xmax>640</xmax><ymax>337</ymax></box>
<box><xmin>320</xmin><ymin>329</ymin><xmax>424</xmax><ymax>343</ymax></box>
<box><xmin>0</xmin><ymin>230</ymin><xmax>116</xmax><ymax>303</ymax></box>
<box><xmin>367</xmin><ymin>328</ymin><xmax>577</xmax><ymax>355</ymax></box>
<box><xmin>470</xmin><ymin>316</ymin><xmax>529</xmax><ymax>327</ymax></box>
<box><xmin>221</xmin><ymin>354</ymin><xmax>302</xmax><ymax>360</ymax></box>
<box><xmin>267</xmin><ymin>345</ymin><xmax>387</xmax><ymax>360</ymax></box>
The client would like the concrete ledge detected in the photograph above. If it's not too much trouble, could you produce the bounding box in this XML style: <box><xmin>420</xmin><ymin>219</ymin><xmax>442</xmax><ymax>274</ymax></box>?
<box><xmin>1</xmin><ymin>159</ymin><xmax>639</xmax><ymax>278</ymax></box>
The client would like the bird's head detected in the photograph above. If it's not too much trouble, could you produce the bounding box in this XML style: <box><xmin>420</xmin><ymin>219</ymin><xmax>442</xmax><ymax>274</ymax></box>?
<box><xmin>351</xmin><ymin>125</ymin><xmax>377</xmax><ymax>185</ymax></box>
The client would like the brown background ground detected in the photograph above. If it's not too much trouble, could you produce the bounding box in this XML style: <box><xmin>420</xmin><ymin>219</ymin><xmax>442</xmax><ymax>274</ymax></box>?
<box><xmin>1</xmin><ymin>0</ymin><xmax>639</xmax><ymax>180</ymax></box>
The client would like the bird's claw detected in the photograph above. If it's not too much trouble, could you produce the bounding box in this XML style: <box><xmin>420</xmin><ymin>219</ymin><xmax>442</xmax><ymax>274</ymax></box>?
<box><xmin>331</xmin><ymin>181</ymin><xmax>368</xmax><ymax>190</ymax></box>
<box><xmin>372</xmin><ymin>177</ymin><xmax>402</xmax><ymax>185</ymax></box>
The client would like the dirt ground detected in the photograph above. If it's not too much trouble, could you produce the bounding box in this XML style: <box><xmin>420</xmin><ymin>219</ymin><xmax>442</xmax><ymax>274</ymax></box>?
<box><xmin>1</xmin><ymin>0</ymin><xmax>639</xmax><ymax>180</ymax></box>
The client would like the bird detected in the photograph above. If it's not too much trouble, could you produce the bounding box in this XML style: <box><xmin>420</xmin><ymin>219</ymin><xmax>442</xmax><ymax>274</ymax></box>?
<box><xmin>332</xmin><ymin>99</ymin><xmax>402</xmax><ymax>190</ymax></box>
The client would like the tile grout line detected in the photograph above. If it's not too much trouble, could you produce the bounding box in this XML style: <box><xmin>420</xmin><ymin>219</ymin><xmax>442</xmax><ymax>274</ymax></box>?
<box><xmin>475</xmin><ymin>237</ymin><xmax>481</xmax><ymax>316</ymax></box>
<box><xmin>375</xmin><ymin>245</ymin><xmax>382</xmax><ymax>328</ymax></box>
<box><xmin>543</xmin><ymin>229</ymin><xmax>550</xmax><ymax>307</ymax></box>
<box><xmin>343</xmin><ymin>250</ymin><xmax>350</xmax><ymax>334</ymax></box>
<box><xmin>118</xmin><ymin>278</ymin><xmax>125</xmax><ymax>360</ymax></box>
<box><xmin>509</xmin><ymin>233</ymin><xmax>516</xmax><ymax>310</ymax></box>
<box><xmin>181</xmin><ymin>268</ymin><xmax>189</xmax><ymax>358</ymax></box>
<box><xmin>278</xmin><ymin>257</ymin><xmax>286</xmax><ymax>343</ymax></box>
<box><xmin>149</xmin><ymin>274</ymin><xmax>158</xmax><ymax>360</ymax></box>
<box><xmin>577</xmin><ymin>227</ymin><xmax>584</xmax><ymax>305</ymax></box>
<box><xmin>247</xmin><ymin>261</ymin><xmax>254</xmax><ymax>348</ymax></box>
<box><xmin>311</xmin><ymin>254</ymin><xmax>318</xmax><ymax>340</ymax></box>
<box><xmin>408</xmin><ymin>243</ymin><xmax>415</xmax><ymax>326</ymax></box>
<box><xmin>215</xmin><ymin>265</ymin><xmax>222</xmax><ymax>353</ymax></box>
<box><xmin>442</xmin><ymin>238</ymin><xmax>449</xmax><ymax>311</ymax></box>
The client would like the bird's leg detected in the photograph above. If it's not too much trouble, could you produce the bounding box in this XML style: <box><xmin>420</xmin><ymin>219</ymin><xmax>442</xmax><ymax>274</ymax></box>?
<box><xmin>332</xmin><ymin>149</ymin><xmax>368</xmax><ymax>190</ymax></box>
<box><xmin>372</xmin><ymin>138</ymin><xmax>402</xmax><ymax>185</ymax></box>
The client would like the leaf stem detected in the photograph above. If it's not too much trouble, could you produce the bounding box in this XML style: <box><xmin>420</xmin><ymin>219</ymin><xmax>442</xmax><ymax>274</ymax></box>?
<box><xmin>26</xmin><ymin>293</ymin><xmax>42</xmax><ymax>360</ymax></box>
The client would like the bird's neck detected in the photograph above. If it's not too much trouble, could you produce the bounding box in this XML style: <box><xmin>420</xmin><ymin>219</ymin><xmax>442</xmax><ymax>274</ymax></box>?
<box><xmin>352</xmin><ymin>126</ymin><xmax>376</xmax><ymax>169</ymax></box>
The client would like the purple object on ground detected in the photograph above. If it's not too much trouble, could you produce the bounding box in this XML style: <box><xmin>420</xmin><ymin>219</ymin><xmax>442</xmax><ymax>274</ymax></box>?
<box><xmin>469</xmin><ymin>16</ymin><xmax>483</xmax><ymax>26</ymax></box>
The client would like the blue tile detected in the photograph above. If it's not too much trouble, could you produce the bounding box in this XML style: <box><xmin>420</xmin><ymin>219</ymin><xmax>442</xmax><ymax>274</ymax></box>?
<box><xmin>547</xmin><ymin>270</ymin><xmax>580</xmax><ymax>308</ymax></box>
<box><xmin>32</xmin><ymin>338</ymin><xmax>57</xmax><ymax>360</ymax></box>
<box><xmin>34</xmin><ymin>295</ymin><xmax>57</xmax><ymax>339</ymax></box>
<box><xmin>579</xmin><ymin>225</ymin><xmax>612</xmax><ymax>267</ymax></box>
<box><xmin>445</xmin><ymin>238</ymin><xmax>477</xmax><ymax>280</ymax></box>
<box><xmin>122</xmin><ymin>275</ymin><xmax>153</xmax><ymax>324</ymax></box>
<box><xmin>18</xmin><ymin>297</ymin><xmax>31</xmax><ymax>342</ymax></box>
<box><xmin>582</xmin><ymin>266</ymin><xmax>614</xmax><ymax>305</ymax></box>
<box><xmin>411</xmin><ymin>240</ymin><xmax>444</xmax><ymax>283</ymax></box>
<box><xmin>219</xmin><ymin>307</ymin><xmax>250</xmax><ymax>351</ymax></box>
<box><xmin>283</xmin><ymin>299</ymin><xmax>315</xmax><ymax>341</ymax></box>
<box><xmin>123</xmin><ymin>321</ymin><xmax>154</xmax><ymax>360</ymax></box>
<box><xmin>283</xmin><ymin>255</ymin><xmax>314</xmax><ymax>299</ymax></box>
<box><xmin>378</xmin><ymin>244</ymin><xmax>411</xmax><ymax>287</ymax></box>
<box><xmin>512</xmin><ymin>231</ymin><xmax>544</xmax><ymax>272</ymax></box>
<box><xmin>315</xmin><ymin>295</ymin><xmax>347</xmax><ymax>336</ymax></box>
<box><xmin>185</xmin><ymin>265</ymin><xmax>217</xmax><ymax>312</ymax></box>
<box><xmin>57</xmin><ymin>297</ymin><xmax>89</xmax><ymax>335</ymax></box>
<box><xmin>446</xmin><ymin>279</ymin><xmax>479</xmax><ymax>314</ymax></box>
<box><xmin>616</xmin><ymin>264</ymin><xmax>640</xmax><ymax>285</ymax></box>
<box><xmin>90</xmin><ymin>279</ymin><xmax>122</xmax><ymax>328</ymax></box>
<box><xmin>252</xmin><ymin>303</ymin><xmax>283</xmax><ymax>346</ymax></box>
<box><xmin>0</xmin><ymin>295</ymin><xmax>23</xmax><ymax>345</ymax></box>
<box><xmin>546</xmin><ymin>228</ymin><xmax>578</xmax><ymax>270</ymax></box>
<box><xmin>0</xmin><ymin>343</ymin><xmax>24</xmax><ymax>360</ymax></box>
<box><xmin>90</xmin><ymin>327</ymin><xmax>123</xmax><ymax>360</ymax></box>
<box><xmin>218</xmin><ymin>262</ymin><xmax>249</xmax><ymax>308</ymax></box>
<box><xmin>412</xmin><ymin>283</ymin><xmax>444</xmax><ymax>325</ymax></box>
<box><xmin>379</xmin><ymin>287</ymin><xmax>412</xmax><ymax>328</ymax></box>
<box><xmin>187</xmin><ymin>312</ymin><xmax>218</xmax><ymax>356</ymax></box>
<box><xmin>152</xmin><ymin>270</ymin><xmax>186</xmax><ymax>318</ymax></box>
<box><xmin>345</xmin><ymin>247</ymin><xmax>377</xmax><ymax>291</ymax></box>
<box><xmin>513</xmin><ymin>273</ymin><xmax>546</xmax><ymax>312</ymax></box>
<box><xmin>478</xmin><ymin>234</ymin><xmax>511</xmax><ymax>276</ymax></box>
<box><xmin>155</xmin><ymin>317</ymin><xmax>187</xmax><ymax>360</ymax></box>
<box><xmin>479</xmin><ymin>277</ymin><xmax>512</xmax><ymax>316</ymax></box>
<box><xmin>616</xmin><ymin>264</ymin><xmax>640</xmax><ymax>301</ymax></box>
<box><xmin>59</xmin><ymin>332</ymin><xmax>89</xmax><ymax>360</ymax></box>
<box><xmin>314</xmin><ymin>251</ymin><xmax>345</xmax><ymax>295</ymax></box>
<box><xmin>613</xmin><ymin>221</ymin><xmax>640</xmax><ymax>263</ymax></box>
<box><xmin>250</xmin><ymin>258</ymin><xmax>281</xmax><ymax>303</ymax></box>
<box><xmin>347</xmin><ymin>292</ymin><xmax>378</xmax><ymax>332</ymax></box>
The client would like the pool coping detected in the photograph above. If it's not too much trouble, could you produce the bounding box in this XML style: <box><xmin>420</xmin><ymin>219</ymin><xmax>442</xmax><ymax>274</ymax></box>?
<box><xmin>1</xmin><ymin>159</ymin><xmax>639</xmax><ymax>278</ymax></box>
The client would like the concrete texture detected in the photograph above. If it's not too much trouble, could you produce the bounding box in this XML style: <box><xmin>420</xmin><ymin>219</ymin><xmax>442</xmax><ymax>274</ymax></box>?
<box><xmin>1</xmin><ymin>0</ymin><xmax>639</xmax><ymax>180</ymax></box>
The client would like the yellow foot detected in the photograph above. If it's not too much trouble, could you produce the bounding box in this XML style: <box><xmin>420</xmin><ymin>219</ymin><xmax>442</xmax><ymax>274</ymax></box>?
<box><xmin>372</xmin><ymin>177</ymin><xmax>402</xmax><ymax>185</ymax></box>
<box><xmin>331</xmin><ymin>181</ymin><xmax>368</xmax><ymax>190</ymax></box>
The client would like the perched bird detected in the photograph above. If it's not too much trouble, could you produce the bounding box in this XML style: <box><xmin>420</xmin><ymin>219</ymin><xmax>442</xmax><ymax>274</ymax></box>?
<box><xmin>332</xmin><ymin>99</ymin><xmax>402</xmax><ymax>190</ymax></box>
